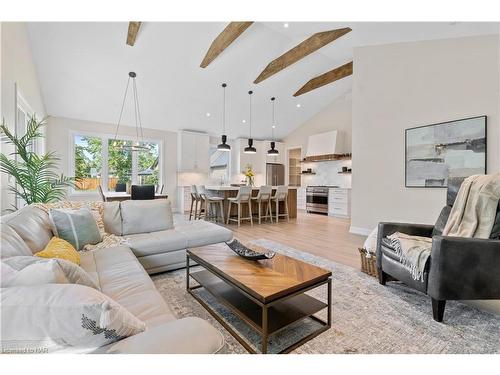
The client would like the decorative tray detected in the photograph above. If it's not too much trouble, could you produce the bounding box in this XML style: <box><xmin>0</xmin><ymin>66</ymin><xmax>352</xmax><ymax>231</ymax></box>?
<box><xmin>225</xmin><ymin>239</ymin><xmax>276</xmax><ymax>260</ymax></box>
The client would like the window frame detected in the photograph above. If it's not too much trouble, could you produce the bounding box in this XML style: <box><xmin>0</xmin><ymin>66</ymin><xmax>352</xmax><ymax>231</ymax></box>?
<box><xmin>68</xmin><ymin>130</ymin><xmax>163</xmax><ymax>195</ymax></box>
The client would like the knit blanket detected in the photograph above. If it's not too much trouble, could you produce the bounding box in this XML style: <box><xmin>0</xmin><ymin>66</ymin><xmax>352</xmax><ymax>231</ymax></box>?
<box><xmin>387</xmin><ymin>174</ymin><xmax>500</xmax><ymax>281</ymax></box>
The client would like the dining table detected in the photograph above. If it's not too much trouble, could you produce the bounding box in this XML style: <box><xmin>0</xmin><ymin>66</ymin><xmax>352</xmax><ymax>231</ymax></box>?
<box><xmin>102</xmin><ymin>192</ymin><xmax>169</xmax><ymax>202</ymax></box>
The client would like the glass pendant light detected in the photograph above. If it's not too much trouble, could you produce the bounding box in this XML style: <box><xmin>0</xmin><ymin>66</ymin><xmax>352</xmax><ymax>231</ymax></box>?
<box><xmin>217</xmin><ymin>83</ymin><xmax>231</xmax><ymax>151</ymax></box>
<box><xmin>112</xmin><ymin>72</ymin><xmax>151</xmax><ymax>152</ymax></box>
<box><xmin>244</xmin><ymin>90</ymin><xmax>257</xmax><ymax>154</ymax></box>
<box><xmin>267</xmin><ymin>97</ymin><xmax>279</xmax><ymax>156</ymax></box>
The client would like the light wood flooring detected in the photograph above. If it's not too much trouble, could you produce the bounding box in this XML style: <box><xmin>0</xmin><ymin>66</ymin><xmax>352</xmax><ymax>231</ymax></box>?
<box><xmin>221</xmin><ymin>210</ymin><xmax>365</xmax><ymax>269</ymax></box>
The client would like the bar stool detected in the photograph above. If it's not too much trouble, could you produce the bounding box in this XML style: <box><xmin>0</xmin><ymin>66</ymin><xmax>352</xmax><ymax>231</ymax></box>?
<box><xmin>271</xmin><ymin>185</ymin><xmax>289</xmax><ymax>223</ymax></box>
<box><xmin>227</xmin><ymin>186</ymin><xmax>253</xmax><ymax>227</ymax></box>
<box><xmin>251</xmin><ymin>185</ymin><xmax>273</xmax><ymax>224</ymax></box>
<box><xmin>197</xmin><ymin>185</ymin><xmax>225</xmax><ymax>223</ymax></box>
<box><xmin>189</xmin><ymin>185</ymin><xmax>203</xmax><ymax>220</ymax></box>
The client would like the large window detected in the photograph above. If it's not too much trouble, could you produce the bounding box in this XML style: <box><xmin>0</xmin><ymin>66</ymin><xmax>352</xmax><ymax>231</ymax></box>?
<box><xmin>72</xmin><ymin>133</ymin><xmax>162</xmax><ymax>192</ymax></box>
<box><xmin>209</xmin><ymin>144</ymin><xmax>229</xmax><ymax>183</ymax></box>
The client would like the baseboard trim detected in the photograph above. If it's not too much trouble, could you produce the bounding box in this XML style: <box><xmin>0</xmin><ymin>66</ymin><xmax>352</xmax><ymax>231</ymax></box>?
<box><xmin>349</xmin><ymin>226</ymin><xmax>371</xmax><ymax>236</ymax></box>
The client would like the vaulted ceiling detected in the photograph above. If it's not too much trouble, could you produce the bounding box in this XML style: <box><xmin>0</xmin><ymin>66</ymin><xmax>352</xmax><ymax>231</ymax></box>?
<box><xmin>27</xmin><ymin>22</ymin><xmax>498</xmax><ymax>140</ymax></box>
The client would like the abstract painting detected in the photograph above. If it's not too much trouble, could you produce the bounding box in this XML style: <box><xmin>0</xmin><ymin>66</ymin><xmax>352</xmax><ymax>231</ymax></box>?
<box><xmin>405</xmin><ymin>116</ymin><xmax>486</xmax><ymax>187</ymax></box>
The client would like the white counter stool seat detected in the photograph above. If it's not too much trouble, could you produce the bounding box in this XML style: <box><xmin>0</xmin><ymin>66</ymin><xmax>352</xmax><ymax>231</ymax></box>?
<box><xmin>251</xmin><ymin>185</ymin><xmax>273</xmax><ymax>224</ymax></box>
<box><xmin>227</xmin><ymin>186</ymin><xmax>253</xmax><ymax>227</ymax></box>
<box><xmin>197</xmin><ymin>185</ymin><xmax>225</xmax><ymax>223</ymax></box>
<box><xmin>271</xmin><ymin>185</ymin><xmax>289</xmax><ymax>223</ymax></box>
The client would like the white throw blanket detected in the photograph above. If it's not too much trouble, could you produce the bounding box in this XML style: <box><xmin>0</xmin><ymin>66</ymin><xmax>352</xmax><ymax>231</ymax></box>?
<box><xmin>388</xmin><ymin>174</ymin><xmax>500</xmax><ymax>281</ymax></box>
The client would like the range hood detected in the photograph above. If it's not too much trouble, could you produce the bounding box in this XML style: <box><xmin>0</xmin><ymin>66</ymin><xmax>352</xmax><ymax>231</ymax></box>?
<box><xmin>305</xmin><ymin>130</ymin><xmax>346</xmax><ymax>160</ymax></box>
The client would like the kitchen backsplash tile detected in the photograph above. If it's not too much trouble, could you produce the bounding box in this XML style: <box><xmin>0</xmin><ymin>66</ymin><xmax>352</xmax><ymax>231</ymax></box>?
<box><xmin>301</xmin><ymin>159</ymin><xmax>352</xmax><ymax>188</ymax></box>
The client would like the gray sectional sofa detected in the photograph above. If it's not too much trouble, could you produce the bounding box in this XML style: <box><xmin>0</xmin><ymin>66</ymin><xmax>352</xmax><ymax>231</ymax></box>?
<box><xmin>0</xmin><ymin>200</ymin><xmax>233</xmax><ymax>353</ymax></box>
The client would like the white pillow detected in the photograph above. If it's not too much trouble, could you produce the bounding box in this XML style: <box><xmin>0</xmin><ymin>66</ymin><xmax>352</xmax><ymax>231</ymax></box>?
<box><xmin>3</xmin><ymin>256</ymin><xmax>99</xmax><ymax>290</ymax></box>
<box><xmin>1</xmin><ymin>259</ymin><xmax>68</xmax><ymax>287</ymax></box>
<box><xmin>0</xmin><ymin>284</ymin><xmax>146</xmax><ymax>353</ymax></box>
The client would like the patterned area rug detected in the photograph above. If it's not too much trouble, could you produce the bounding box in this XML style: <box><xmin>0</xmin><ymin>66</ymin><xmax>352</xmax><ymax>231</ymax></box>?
<box><xmin>152</xmin><ymin>239</ymin><xmax>500</xmax><ymax>354</ymax></box>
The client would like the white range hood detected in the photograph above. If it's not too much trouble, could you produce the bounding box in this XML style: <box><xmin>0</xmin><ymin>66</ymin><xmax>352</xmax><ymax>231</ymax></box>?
<box><xmin>305</xmin><ymin>130</ymin><xmax>345</xmax><ymax>157</ymax></box>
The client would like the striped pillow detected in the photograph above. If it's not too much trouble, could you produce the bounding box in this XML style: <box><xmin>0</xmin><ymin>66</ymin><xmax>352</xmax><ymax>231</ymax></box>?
<box><xmin>49</xmin><ymin>208</ymin><xmax>102</xmax><ymax>250</ymax></box>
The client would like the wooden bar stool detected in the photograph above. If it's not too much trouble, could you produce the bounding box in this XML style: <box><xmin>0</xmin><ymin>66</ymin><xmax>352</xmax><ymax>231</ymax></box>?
<box><xmin>251</xmin><ymin>185</ymin><xmax>273</xmax><ymax>224</ymax></box>
<box><xmin>198</xmin><ymin>185</ymin><xmax>225</xmax><ymax>223</ymax></box>
<box><xmin>189</xmin><ymin>185</ymin><xmax>203</xmax><ymax>220</ymax></box>
<box><xmin>227</xmin><ymin>186</ymin><xmax>253</xmax><ymax>227</ymax></box>
<box><xmin>271</xmin><ymin>185</ymin><xmax>289</xmax><ymax>223</ymax></box>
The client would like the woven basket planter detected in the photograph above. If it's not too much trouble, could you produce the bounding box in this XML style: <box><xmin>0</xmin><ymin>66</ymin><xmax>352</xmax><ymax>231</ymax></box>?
<box><xmin>358</xmin><ymin>248</ymin><xmax>378</xmax><ymax>278</ymax></box>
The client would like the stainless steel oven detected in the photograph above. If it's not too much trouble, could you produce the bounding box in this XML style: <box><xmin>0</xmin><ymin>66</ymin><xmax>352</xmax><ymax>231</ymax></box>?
<box><xmin>306</xmin><ymin>186</ymin><xmax>329</xmax><ymax>214</ymax></box>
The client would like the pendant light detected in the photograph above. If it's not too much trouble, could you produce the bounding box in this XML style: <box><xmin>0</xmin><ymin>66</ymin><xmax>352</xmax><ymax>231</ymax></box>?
<box><xmin>267</xmin><ymin>97</ymin><xmax>279</xmax><ymax>156</ymax></box>
<box><xmin>244</xmin><ymin>90</ymin><xmax>257</xmax><ymax>154</ymax></box>
<box><xmin>112</xmin><ymin>72</ymin><xmax>150</xmax><ymax>152</ymax></box>
<box><xmin>217</xmin><ymin>83</ymin><xmax>231</xmax><ymax>151</ymax></box>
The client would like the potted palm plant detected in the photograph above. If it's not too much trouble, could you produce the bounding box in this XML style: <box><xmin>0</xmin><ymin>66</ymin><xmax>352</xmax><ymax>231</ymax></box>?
<box><xmin>0</xmin><ymin>115</ymin><xmax>75</xmax><ymax>209</ymax></box>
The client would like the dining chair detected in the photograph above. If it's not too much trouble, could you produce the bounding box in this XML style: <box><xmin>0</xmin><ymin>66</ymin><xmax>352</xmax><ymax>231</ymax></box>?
<box><xmin>271</xmin><ymin>185</ymin><xmax>289</xmax><ymax>223</ymax></box>
<box><xmin>97</xmin><ymin>185</ymin><xmax>106</xmax><ymax>202</ymax></box>
<box><xmin>131</xmin><ymin>185</ymin><xmax>155</xmax><ymax>200</ymax></box>
<box><xmin>197</xmin><ymin>185</ymin><xmax>225</xmax><ymax>223</ymax></box>
<box><xmin>115</xmin><ymin>183</ymin><xmax>127</xmax><ymax>192</ymax></box>
<box><xmin>227</xmin><ymin>186</ymin><xmax>253</xmax><ymax>227</ymax></box>
<box><xmin>156</xmin><ymin>184</ymin><xmax>164</xmax><ymax>194</ymax></box>
<box><xmin>251</xmin><ymin>185</ymin><xmax>273</xmax><ymax>224</ymax></box>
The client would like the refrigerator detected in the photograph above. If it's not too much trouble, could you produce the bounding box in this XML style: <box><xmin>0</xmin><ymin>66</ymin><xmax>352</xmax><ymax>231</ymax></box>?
<box><xmin>266</xmin><ymin>163</ymin><xmax>285</xmax><ymax>186</ymax></box>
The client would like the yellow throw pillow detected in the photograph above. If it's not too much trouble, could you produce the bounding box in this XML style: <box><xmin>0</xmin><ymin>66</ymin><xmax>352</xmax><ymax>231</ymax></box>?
<box><xmin>35</xmin><ymin>237</ymin><xmax>80</xmax><ymax>265</ymax></box>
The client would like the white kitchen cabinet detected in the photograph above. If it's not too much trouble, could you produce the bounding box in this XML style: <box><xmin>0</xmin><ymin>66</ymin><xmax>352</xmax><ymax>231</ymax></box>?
<box><xmin>178</xmin><ymin>131</ymin><xmax>209</xmax><ymax>172</ymax></box>
<box><xmin>328</xmin><ymin>188</ymin><xmax>351</xmax><ymax>218</ymax></box>
<box><xmin>297</xmin><ymin>187</ymin><xmax>306</xmax><ymax>210</ymax></box>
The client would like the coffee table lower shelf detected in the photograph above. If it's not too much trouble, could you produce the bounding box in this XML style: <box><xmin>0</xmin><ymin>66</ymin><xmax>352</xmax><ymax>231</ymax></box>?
<box><xmin>187</xmin><ymin>268</ymin><xmax>331</xmax><ymax>354</ymax></box>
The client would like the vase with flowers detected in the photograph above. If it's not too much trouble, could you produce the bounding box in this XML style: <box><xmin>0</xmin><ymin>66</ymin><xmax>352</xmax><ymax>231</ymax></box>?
<box><xmin>245</xmin><ymin>164</ymin><xmax>255</xmax><ymax>187</ymax></box>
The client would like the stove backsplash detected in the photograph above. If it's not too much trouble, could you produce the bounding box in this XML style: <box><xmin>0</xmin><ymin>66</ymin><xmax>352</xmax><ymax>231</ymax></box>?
<box><xmin>301</xmin><ymin>159</ymin><xmax>351</xmax><ymax>188</ymax></box>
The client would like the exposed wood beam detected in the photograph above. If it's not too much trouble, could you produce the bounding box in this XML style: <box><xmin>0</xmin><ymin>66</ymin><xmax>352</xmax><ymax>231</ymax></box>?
<box><xmin>126</xmin><ymin>22</ymin><xmax>142</xmax><ymax>46</ymax></box>
<box><xmin>254</xmin><ymin>27</ymin><xmax>351</xmax><ymax>84</ymax></box>
<box><xmin>200</xmin><ymin>22</ymin><xmax>254</xmax><ymax>68</ymax></box>
<box><xmin>293</xmin><ymin>61</ymin><xmax>353</xmax><ymax>97</ymax></box>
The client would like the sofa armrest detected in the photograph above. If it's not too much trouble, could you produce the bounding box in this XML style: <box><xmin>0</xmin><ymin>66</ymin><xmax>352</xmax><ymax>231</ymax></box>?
<box><xmin>106</xmin><ymin>317</ymin><xmax>225</xmax><ymax>354</ymax></box>
<box><xmin>428</xmin><ymin>236</ymin><xmax>500</xmax><ymax>300</ymax></box>
<box><xmin>376</xmin><ymin>222</ymin><xmax>434</xmax><ymax>267</ymax></box>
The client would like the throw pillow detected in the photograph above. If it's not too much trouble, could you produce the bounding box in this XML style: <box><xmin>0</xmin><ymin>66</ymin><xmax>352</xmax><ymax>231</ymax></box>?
<box><xmin>1</xmin><ymin>259</ymin><xmax>69</xmax><ymax>287</ymax></box>
<box><xmin>35</xmin><ymin>237</ymin><xmax>80</xmax><ymax>265</ymax></box>
<box><xmin>49</xmin><ymin>208</ymin><xmax>102</xmax><ymax>250</ymax></box>
<box><xmin>121</xmin><ymin>199</ymin><xmax>174</xmax><ymax>235</ymax></box>
<box><xmin>3</xmin><ymin>256</ymin><xmax>100</xmax><ymax>290</ymax></box>
<box><xmin>0</xmin><ymin>284</ymin><xmax>146</xmax><ymax>353</ymax></box>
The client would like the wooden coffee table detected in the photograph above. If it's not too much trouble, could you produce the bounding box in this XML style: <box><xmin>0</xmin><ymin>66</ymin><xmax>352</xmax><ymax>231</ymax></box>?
<box><xmin>186</xmin><ymin>242</ymin><xmax>332</xmax><ymax>354</ymax></box>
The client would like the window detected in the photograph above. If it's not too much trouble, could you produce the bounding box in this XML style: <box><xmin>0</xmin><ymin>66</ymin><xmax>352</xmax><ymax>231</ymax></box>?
<box><xmin>74</xmin><ymin>135</ymin><xmax>102</xmax><ymax>191</ymax></box>
<box><xmin>71</xmin><ymin>133</ymin><xmax>162</xmax><ymax>193</ymax></box>
<box><xmin>209</xmin><ymin>144</ymin><xmax>229</xmax><ymax>183</ymax></box>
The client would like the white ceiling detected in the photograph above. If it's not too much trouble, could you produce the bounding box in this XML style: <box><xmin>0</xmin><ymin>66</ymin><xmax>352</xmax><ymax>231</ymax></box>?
<box><xmin>27</xmin><ymin>22</ymin><xmax>499</xmax><ymax>140</ymax></box>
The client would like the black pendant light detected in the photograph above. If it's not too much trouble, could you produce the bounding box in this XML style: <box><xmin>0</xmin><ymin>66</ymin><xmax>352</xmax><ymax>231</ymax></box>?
<box><xmin>267</xmin><ymin>97</ymin><xmax>279</xmax><ymax>156</ymax></box>
<box><xmin>244</xmin><ymin>90</ymin><xmax>257</xmax><ymax>154</ymax></box>
<box><xmin>112</xmin><ymin>72</ymin><xmax>151</xmax><ymax>152</ymax></box>
<box><xmin>217</xmin><ymin>83</ymin><xmax>231</xmax><ymax>151</ymax></box>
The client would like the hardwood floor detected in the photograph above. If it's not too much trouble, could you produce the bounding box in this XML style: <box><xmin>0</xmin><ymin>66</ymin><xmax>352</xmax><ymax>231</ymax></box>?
<box><xmin>221</xmin><ymin>209</ymin><xmax>366</xmax><ymax>269</ymax></box>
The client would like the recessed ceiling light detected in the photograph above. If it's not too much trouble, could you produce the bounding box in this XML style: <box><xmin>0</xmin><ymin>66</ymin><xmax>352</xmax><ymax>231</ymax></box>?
<box><xmin>283</xmin><ymin>23</ymin><xmax>289</xmax><ymax>28</ymax></box>
<box><xmin>296</xmin><ymin>103</ymin><xmax>301</xmax><ymax>108</ymax></box>
<box><xmin>272</xmin><ymin>125</ymin><xmax>276</xmax><ymax>129</ymax></box>
<box><xmin>242</xmin><ymin>119</ymin><xmax>246</xmax><ymax>123</ymax></box>
<box><xmin>206</xmin><ymin>112</ymin><xmax>211</xmax><ymax>117</ymax></box>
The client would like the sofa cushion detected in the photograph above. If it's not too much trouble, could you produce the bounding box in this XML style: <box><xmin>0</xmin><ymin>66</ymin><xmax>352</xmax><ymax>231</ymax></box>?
<box><xmin>0</xmin><ymin>223</ymin><xmax>32</xmax><ymax>259</ymax></box>
<box><xmin>121</xmin><ymin>200</ymin><xmax>174</xmax><ymax>235</ymax></box>
<box><xmin>2</xmin><ymin>206</ymin><xmax>53</xmax><ymax>254</ymax></box>
<box><xmin>174</xmin><ymin>220</ymin><xmax>233</xmax><ymax>248</ymax></box>
<box><xmin>127</xmin><ymin>230</ymin><xmax>188</xmax><ymax>257</ymax></box>
<box><xmin>0</xmin><ymin>283</ymin><xmax>145</xmax><ymax>353</ymax></box>
<box><xmin>83</xmin><ymin>246</ymin><xmax>175</xmax><ymax>326</ymax></box>
<box><xmin>103</xmin><ymin>201</ymin><xmax>122</xmax><ymax>235</ymax></box>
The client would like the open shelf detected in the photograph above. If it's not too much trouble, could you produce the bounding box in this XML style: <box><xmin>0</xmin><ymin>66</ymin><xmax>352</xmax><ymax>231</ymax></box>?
<box><xmin>338</xmin><ymin>171</ymin><xmax>352</xmax><ymax>174</ymax></box>
<box><xmin>190</xmin><ymin>270</ymin><xmax>327</xmax><ymax>335</ymax></box>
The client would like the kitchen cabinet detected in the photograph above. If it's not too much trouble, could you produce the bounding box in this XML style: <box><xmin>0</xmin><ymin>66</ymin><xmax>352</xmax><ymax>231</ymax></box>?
<box><xmin>178</xmin><ymin>131</ymin><xmax>209</xmax><ymax>172</ymax></box>
<box><xmin>297</xmin><ymin>187</ymin><xmax>306</xmax><ymax>210</ymax></box>
<box><xmin>328</xmin><ymin>188</ymin><xmax>351</xmax><ymax>218</ymax></box>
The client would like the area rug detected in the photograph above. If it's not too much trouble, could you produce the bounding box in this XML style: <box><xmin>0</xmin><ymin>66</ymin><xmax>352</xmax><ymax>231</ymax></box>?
<box><xmin>152</xmin><ymin>239</ymin><xmax>500</xmax><ymax>354</ymax></box>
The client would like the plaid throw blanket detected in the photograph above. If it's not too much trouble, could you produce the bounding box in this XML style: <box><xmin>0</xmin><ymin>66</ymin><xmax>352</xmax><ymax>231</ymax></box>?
<box><xmin>387</xmin><ymin>174</ymin><xmax>500</xmax><ymax>281</ymax></box>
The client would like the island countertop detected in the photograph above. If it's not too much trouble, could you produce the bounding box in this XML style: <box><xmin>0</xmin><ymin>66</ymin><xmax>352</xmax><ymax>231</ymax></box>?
<box><xmin>206</xmin><ymin>186</ymin><xmax>298</xmax><ymax>191</ymax></box>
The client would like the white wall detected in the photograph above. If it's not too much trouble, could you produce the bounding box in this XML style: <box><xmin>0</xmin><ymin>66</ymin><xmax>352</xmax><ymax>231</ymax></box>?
<box><xmin>351</xmin><ymin>34</ymin><xmax>500</xmax><ymax>314</ymax></box>
<box><xmin>45</xmin><ymin>116</ymin><xmax>179</xmax><ymax>210</ymax></box>
<box><xmin>351</xmin><ymin>34</ymin><xmax>499</xmax><ymax>232</ymax></box>
<box><xmin>0</xmin><ymin>22</ymin><xmax>46</xmax><ymax>213</ymax></box>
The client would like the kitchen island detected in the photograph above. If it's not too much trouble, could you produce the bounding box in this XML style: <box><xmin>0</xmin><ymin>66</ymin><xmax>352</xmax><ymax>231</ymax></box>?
<box><xmin>206</xmin><ymin>186</ymin><xmax>298</xmax><ymax>219</ymax></box>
